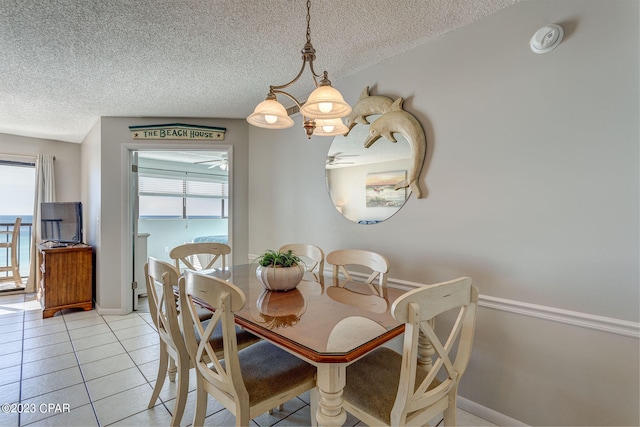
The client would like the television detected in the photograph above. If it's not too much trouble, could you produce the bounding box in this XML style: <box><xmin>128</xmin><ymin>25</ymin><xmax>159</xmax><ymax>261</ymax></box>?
<box><xmin>41</xmin><ymin>202</ymin><xmax>83</xmax><ymax>244</ymax></box>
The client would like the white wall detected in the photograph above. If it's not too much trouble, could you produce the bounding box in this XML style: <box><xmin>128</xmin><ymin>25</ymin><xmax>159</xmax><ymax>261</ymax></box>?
<box><xmin>248</xmin><ymin>1</ymin><xmax>639</xmax><ymax>425</ymax></box>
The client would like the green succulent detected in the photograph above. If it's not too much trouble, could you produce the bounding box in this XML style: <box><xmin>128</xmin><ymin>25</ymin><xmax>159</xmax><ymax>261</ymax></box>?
<box><xmin>255</xmin><ymin>249</ymin><xmax>303</xmax><ymax>268</ymax></box>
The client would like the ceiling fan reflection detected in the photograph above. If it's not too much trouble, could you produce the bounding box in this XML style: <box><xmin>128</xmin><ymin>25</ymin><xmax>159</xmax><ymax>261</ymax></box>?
<box><xmin>326</xmin><ymin>152</ymin><xmax>358</xmax><ymax>166</ymax></box>
<box><xmin>194</xmin><ymin>158</ymin><xmax>229</xmax><ymax>170</ymax></box>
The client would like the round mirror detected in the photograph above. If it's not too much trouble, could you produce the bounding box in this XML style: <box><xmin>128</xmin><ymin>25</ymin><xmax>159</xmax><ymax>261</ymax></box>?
<box><xmin>325</xmin><ymin>115</ymin><xmax>413</xmax><ymax>224</ymax></box>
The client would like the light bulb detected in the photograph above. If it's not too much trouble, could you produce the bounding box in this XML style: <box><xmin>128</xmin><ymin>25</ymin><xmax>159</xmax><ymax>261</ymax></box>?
<box><xmin>322</xmin><ymin>125</ymin><xmax>335</xmax><ymax>132</ymax></box>
<box><xmin>318</xmin><ymin>102</ymin><xmax>333</xmax><ymax>113</ymax></box>
<box><xmin>264</xmin><ymin>115</ymin><xmax>278</xmax><ymax>124</ymax></box>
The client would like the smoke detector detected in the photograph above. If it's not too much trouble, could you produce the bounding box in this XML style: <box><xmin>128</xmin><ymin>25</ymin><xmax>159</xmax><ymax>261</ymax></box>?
<box><xmin>530</xmin><ymin>24</ymin><xmax>564</xmax><ymax>54</ymax></box>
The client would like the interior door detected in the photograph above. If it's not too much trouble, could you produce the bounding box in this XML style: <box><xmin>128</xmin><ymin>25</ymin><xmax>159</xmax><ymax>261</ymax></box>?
<box><xmin>131</xmin><ymin>151</ymin><xmax>140</xmax><ymax>310</ymax></box>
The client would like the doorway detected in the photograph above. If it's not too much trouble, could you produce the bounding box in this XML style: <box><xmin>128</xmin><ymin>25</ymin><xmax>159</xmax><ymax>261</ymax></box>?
<box><xmin>130</xmin><ymin>149</ymin><xmax>231</xmax><ymax>310</ymax></box>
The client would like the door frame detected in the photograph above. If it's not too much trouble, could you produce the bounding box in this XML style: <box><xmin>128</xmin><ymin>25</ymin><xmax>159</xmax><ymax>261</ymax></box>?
<box><xmin>120</xmin><ymin>143</ymin><xmax>234</xmax><ymax>314</ymax></box>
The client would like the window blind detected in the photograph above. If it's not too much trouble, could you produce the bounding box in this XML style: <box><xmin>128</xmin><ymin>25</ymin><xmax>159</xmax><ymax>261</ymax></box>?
<box><xmin>138</xmin><ymin>175</ymin><xmax>228</xmax><ymax>198</ymax></box>
<box><xmin>137</xmin><ymin>168</ymin><xmax>228</xmax><ymax>218</ymax></box>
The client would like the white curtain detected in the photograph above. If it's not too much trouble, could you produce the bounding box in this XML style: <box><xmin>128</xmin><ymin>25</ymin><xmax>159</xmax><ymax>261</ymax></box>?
<box><xmin>26</xmin><ymin>154</ymin><xmax>55</xmax><ymax>292</ymax></box>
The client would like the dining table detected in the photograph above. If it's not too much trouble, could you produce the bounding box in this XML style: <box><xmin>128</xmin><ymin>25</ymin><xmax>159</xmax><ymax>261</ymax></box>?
<box><xmin>196</xmin><ymin>263</ymin><xmax>407</xmax><ymax>427</ymax></box>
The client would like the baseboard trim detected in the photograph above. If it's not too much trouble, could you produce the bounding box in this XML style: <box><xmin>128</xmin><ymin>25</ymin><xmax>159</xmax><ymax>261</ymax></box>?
<box><xmin>457</xmin><ymin>396</ymin><xmax>528</xmax><ymax>426</ymax></box>
<box><xmin>94</xmin><ymin>303</ymin><xmax>128</xmax><ymax>316</ymax></box>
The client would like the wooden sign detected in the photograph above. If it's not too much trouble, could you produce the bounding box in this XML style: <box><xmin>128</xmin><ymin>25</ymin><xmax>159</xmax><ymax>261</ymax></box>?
<box><xmin>129</xmin><ymin>123</ymin><xmax>226</xmax><ymax>140</ymax></box>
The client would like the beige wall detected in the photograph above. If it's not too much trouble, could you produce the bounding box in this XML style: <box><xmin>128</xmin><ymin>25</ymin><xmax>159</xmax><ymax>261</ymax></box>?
<box><xmin>0</xmin><ymin>132</ymin><xmax>81</xmax><ymax>202</ymax></box>
<box><xmin>248</xmin><ymin>1</ymin><xmax>639</xmax><ymax>425</ymax></box>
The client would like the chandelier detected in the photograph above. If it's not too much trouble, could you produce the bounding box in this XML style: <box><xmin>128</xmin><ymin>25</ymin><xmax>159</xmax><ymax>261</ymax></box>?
<box><xmin>246</xmin><ymin>0</ymin><xmax>351</xmax><ymax>139</ymax></box>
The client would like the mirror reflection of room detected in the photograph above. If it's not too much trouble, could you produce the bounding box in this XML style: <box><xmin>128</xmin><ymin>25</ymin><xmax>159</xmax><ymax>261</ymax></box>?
<box><xmin>326</xmin><ymin>113</ymin><xmax>413</xmax><ymax>224</ymax></box>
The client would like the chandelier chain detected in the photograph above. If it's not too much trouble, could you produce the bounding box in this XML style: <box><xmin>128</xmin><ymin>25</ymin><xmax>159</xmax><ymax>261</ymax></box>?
<box><xmin>306</xmin><ymin>0</ymin><xmax>312</xmax><ymax>44</ymax></box>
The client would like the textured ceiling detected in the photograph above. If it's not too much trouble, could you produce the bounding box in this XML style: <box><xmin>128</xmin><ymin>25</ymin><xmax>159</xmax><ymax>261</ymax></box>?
<box><xmin>0</xmin><ymin>0</ymin><xmax>520</xmax><ymax>143</ymax></box>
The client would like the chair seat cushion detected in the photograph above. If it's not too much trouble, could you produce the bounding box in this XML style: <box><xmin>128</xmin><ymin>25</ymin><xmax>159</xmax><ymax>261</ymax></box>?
<box><xmin>198</xmin><ymin>319</ymin><xmax>261</xmax><ymax>351</ymax></box>
<box><xmin>175</xmin><ymin>295</ymin><xmax>214</xmax><ymax>321</ymax></box>
<box><xmin>344</xmin><ymin>347</ymin><xmax>434</xmax><ymax>425</ymax></box>
<box><xmin>237</xmin><ymin>340</ymin><xmax>316</xmax><ymax>405</ymax></box>
<box><xmin>196</xmin><ymin>306</ymin><xmax>214</xmax><ymax>321</ymax></box>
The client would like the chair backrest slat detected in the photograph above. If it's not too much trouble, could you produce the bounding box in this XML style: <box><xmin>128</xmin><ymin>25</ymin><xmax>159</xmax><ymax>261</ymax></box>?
<box><xmin>392</xmin><ymin>277</ymin><xmax>473</xmax><ymax>322</ymax></box>
<box><xmin>279</xmin><ymin>243</ymin><xmax>325</xmax><ymax>274</ymax></box>
<box><xmin>326</xmin><ymin>249</ymin><xmax>389</xmax><ymax>294</ymax></box>
<box><xmin>170</xmin><ymin>242</ymin><xmax>231</xmax><ymax>271</ymax></box>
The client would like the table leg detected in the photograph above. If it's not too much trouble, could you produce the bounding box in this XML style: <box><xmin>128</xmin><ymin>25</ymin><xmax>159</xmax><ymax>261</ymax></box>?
<box><xmin>315</xmin><ymin>363</ymin><xmax>347</xmax><ymax>427</ymax></box>
<box><xmin>417</xmin><ymin>319</ymin><xmax>435</xmax><ymax>372</ymax></box>
<box><xmin>168</xmin><ymin>356</ymin><xmax>177</xmax><ymax>382</ymax></box>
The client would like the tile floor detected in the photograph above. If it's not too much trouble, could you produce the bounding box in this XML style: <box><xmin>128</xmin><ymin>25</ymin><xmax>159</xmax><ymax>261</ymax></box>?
<box><xmin>0</xmin><ymin>279</ymin><xmax>24</xmax><ymax>293</ymax></box>
<box><xmin>0</xmin><ymin>292</ymin><xmax>497</xmax><ymax>426</ymax></box>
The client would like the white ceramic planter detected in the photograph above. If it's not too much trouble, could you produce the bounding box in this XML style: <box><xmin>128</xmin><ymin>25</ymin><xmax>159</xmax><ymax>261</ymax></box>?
<box><xmin>255</xmin><ymin>264</ymin><xmax>305</xmax><ymax>291</ymax></box>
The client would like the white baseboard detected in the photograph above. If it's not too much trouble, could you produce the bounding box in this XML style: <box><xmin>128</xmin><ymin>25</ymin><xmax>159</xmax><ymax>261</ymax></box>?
<box><xmin>94</xmin><ymin>303</ymin><xmax>128</xmax><ymax>316</ymax></box>
<box><xmin>457</xmin><ymin>396</ymin><xmax>528</xmax><ymax>426</ymax></box>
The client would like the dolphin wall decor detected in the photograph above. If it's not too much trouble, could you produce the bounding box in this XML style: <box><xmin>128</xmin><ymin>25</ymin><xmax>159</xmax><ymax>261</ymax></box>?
<box><xmin>363</xmin><ymin>97</ymin><xmax>426</xmax><ymax>198</ymax></box>
<box><xmin>344</xmin><ymin>86</ymin><xmax>394</xmax><ymax>134</ymax></box>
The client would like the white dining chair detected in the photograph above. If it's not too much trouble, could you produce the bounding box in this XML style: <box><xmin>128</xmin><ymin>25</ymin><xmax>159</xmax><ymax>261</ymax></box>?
<box><xmin>180</xmin><ymin>269</ymin><xmax>317</xmax><ymax>427</ymax></box>
<box><xmin>169</xmin><ymin>242</ymin><xmax>234</xmax><ymax>320</ymax></box>
<box><xmin>341</xmin><ymin>277</ymin><xmax>478</xmax><ymax>426</ymax></box>
<box><xmin>144</xmin><ymin>258</ymin><xmax>188</xmax><ymax>427</ymax></box>
<box><xmin>145</xmin><ymin>258</ymin><xmax>260</xmax><ymax>426</ymax></box>
<box><xmin>279</xmin><ymin>243</ymin><xmax>325</xmax><ymax>274</ymax></box>
<box><xmin>325</xmin><ymin>249</ymin><xmax>389</xmax><ymax>295</ymax></box>
<box><xmin>169</xmin><ymin>241</ymin><xmax>231</xmax><ymax>271</ymax></box>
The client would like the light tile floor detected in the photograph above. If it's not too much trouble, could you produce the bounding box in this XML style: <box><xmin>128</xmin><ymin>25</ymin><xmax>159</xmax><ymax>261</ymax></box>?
<box><xmin>0</xmin><ymin>292</ymin><xmax>497</xmax><ymax>426</ymax></box>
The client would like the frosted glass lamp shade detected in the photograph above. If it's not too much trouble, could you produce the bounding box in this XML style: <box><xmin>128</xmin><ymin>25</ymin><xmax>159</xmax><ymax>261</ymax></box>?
<box><xmin>300</xmin><ymin>85</ymin><xmax>352</xmax><ymax>119</ymax></box>
<box><xmin>247</xmin><ymin>99</ymin><xmax>294</xmax><ymax>129</ymax></box>
<box><xmin>313</xmin><ymin>118</ymin><xmax>349</xmax><ymax>136</ymax></box>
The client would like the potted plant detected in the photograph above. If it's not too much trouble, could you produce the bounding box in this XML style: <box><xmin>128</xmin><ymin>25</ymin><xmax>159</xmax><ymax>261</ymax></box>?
<box><xmin>254</xmin><ymin>249</ymin><xmax>306</xmax><ymax>291</ymax></box>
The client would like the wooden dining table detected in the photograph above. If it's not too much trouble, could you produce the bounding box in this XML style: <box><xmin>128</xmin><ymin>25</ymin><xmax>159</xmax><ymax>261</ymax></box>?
<box><xmin>198</xmin><ymin>263</ymin><xmax>407</xmax><ymax>427</ymax></box>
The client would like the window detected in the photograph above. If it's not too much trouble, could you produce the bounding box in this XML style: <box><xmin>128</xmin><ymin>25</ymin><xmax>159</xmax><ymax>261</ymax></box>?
<box><xmin>138</xmin><ymin>171</ymin><xmax>228</xmax><ymax>219</ymax></box>
<box><xmin>0</xmin><ymin>157</ymin><xmax>36</xmax><ymax>278</ymax></box>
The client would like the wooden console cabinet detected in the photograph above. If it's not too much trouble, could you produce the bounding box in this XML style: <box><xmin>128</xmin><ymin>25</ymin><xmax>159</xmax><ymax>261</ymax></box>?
<box><xmin>37</xmin><ymin>243</ymin><xmax>93</xmax><ymax>318</ymax></box>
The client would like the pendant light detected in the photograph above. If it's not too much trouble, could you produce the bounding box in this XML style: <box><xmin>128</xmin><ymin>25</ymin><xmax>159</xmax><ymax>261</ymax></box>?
<box><xmin>246</xmin><ymin>0</ymin><xmax>351</xmax><ymax>138</ymax></box>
